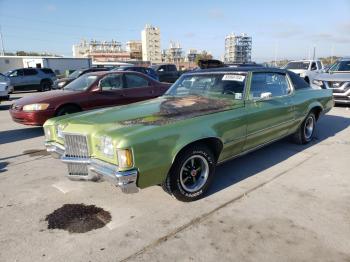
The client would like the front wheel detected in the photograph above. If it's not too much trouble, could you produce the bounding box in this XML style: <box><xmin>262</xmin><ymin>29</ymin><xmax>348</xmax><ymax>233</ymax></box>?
<box><xmin>292</xmin><ymin>112</ymin><xmax>316</xmax><ymax>144</ymax></box>
<box><xmin>164</xmin><ymin>144</ymin><xmax>216</xmax><ymax>202</ymax></box>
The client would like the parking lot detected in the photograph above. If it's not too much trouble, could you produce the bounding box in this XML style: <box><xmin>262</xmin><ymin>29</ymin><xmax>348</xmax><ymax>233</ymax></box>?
<box><xmin>0</xmin><ymin>92</ymin><xmax>350</xmax><ymax>261</ymax></box>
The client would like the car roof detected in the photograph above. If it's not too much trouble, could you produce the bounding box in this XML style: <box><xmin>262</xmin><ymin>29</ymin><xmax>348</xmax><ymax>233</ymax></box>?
<box><xmin>192</xmin><ymin>66</ymin><xmax>285</xmax><ymax>74</ymax></box>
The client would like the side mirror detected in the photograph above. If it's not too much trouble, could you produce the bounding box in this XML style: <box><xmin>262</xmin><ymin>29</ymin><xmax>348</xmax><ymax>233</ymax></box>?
<box><xmin>260</xmin><ymin>92</ymin><xmax>272</xmax><ymax>99</ymax></box>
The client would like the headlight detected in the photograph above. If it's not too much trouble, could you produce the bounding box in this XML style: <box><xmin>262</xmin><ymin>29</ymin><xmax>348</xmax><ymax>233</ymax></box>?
<box><xmin>44</xmin><ymin>126</ymin><xmax>52</xmax><ymax>140</ymax></box>
<box><xmin>56</xmin><ymin>123</ymin><xmax>67</xmax><ymax>139</ymax></box>
<box><xmin>300</xmin><ymin>73</ymin><xmax>306</xmax><ymax>77</ymax></box>
<box><xmin>99</xmin><ymin>136</ymin><xmax>114</xmax><ymax>158</ymax></box>
<box><xmin>57</xmin><ymin>81</ymin><xmax>66</xmax><ymax>88</ymax></box>
<box><xmin>117</xmin><ymin>148</ymin><xmax>133</xmax><ymax>169</ymax></box>
<box><xmin>23</xmin><ymin>103</ymin><xmax>49</xmax><ymax>111</ymax></box>
<box><xmin>312</xmin><ymin>79</ymin><xmax>323</xmax><ymax>87</ymax></box>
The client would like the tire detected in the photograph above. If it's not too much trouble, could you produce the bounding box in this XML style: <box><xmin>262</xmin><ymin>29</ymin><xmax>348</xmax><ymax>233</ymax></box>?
<box><xmin>38</xmin><ymin>80</ymin><xmax>51</xmax><ymax>92</ymax></box>
<box><xmin>164</xmin><ymin>144</ymin><xmax>216</xmax><ymax>202</ymax></box>
<box><xmin>292</xmin><ymin>112</ymin><xmax>316</xmax><ymax>144</ymax></box>
<box><xmin>56</xmin><ymin>105</ymin><xmax>81</xmax><ymax>116</ymax></box>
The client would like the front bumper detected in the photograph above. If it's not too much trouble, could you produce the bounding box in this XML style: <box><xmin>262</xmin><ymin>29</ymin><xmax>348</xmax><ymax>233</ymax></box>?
<box><xmin>9</xmin><ymin>108</ymin><xmax>55</xmax><ymax>126</ymax></box>
<box><xmin>45</xmin><ymin>141</ymin><xmax>139</xmax><ymax>194</ymax></box>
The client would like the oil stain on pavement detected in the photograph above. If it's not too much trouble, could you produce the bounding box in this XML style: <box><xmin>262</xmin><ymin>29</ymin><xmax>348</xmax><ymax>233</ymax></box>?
<box><xmin>45</xmin><ymin>204</ymin><xmax>111</xmax><ymax>233</ymax></box>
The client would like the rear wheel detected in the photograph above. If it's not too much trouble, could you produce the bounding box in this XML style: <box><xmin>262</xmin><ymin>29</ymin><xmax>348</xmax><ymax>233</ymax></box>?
<box><xmin>38</xmin><ymin>80</ymin><xmax>51</xmax><ymax>92</ymax></box>
<box><xmin>56</xmin><ymin>105</ymin><xmax>81</xmax><ymax>116</ymax></box>
<box><xmin>292</xmin><ymin>112</ymin><xmax>316</xmax><ymax>144</ymax></box>
<box><xmin>163</xmin><ymin>144</ymin><xmax>215</xmax><ymax>202</ymax></box>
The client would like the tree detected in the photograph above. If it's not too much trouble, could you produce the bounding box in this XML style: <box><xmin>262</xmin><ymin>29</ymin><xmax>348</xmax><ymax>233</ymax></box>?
<box><xmin>194</xmin><ymin>51</ymin><xmax>213</xmax><ymax>65</ymax></box>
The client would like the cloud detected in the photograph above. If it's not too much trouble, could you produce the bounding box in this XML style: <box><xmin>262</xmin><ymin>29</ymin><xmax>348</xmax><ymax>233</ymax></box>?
<box><xmin>46</xmin><ymin>4</ymin><xmax>57</xmax><ymax>12</ymax></box>
<box><xmin>184</xmin><ymin>32</ymin><xmax>196</xmax><ymax>38</ymax></box>
<box><xmin>208</xmin><ymin>8</ymin><xmax>225</xmax><ymax>20</ymax></box>
<box><xmin>310</xmin><ymin>33</ymin><xmax>350</xmax><ymax>44</ymax></box>
<box><xmin>272</xmin><ymin>29</ymin><xmax>303</xmax><ymax>38</ymax></box>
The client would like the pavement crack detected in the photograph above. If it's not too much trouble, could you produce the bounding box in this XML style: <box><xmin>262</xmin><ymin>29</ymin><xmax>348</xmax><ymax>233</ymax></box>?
<box><xmin>120</xmin><ymin>153</ymin><xmax>316</xmax><ymax>262</ymax></box>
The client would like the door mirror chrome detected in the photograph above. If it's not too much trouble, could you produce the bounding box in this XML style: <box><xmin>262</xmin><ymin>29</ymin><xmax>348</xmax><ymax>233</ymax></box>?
<box><xmin>260</xmin><ymin>92</ymin><xmax>272</xmax><ymax>99</ymax></box>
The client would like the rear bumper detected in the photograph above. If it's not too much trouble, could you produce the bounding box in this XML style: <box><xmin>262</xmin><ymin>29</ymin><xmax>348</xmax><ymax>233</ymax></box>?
<box><xmin>9</xmin><ymin>109</ymin><xmax>55</xmax><ymax>126</ymax></box>
<box><xmin>45</xmin><ymin>141</ymin><xmax>139</xmax><ymax>194</ymax></box>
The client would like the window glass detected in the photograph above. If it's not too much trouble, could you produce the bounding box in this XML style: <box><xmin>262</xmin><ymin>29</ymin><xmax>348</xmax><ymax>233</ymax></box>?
<box><xmin>64</xmin><ymin>74</ymin><xmax>98</xmax><ymax>91</ymax></box>
<box><xmin>8</xmin><ymin>69</ymin><xmax>23</xmax><ymax>77</ymax></box>
<box><xmin>311</xmin><ymin>62</ymin><xmax>317</xmax><ymax>71</ymax></box>
<box><xmin>165</xmin><ymin>73</ymin><xmax>246</xmax><ymax>100</ymax></box>
<box><xmin>329</xmin><ymin>61</ymin><xmax>350</xmax><ymax>72</ymax></box>
<box><xmin>24</xmin><ymin>69</ymin><xmax>38</xmax><ymax>76</ymax></box>
<box><xmin>250</xmin><ymin>72</ymin><xmax>290</xmax><ymax>99</ymax></box>
<box><xmin>100</xmin><ymin>75</ymin><xmax>123</xmax><ymax>90</ymax></box>
<box><xmin>316</xmin><ymin>61</ymin><xmax>322</xmax><ymax>70</ymax></box>
<box><xmin>284</xmin><ymin>62</ymin><xmax>309</xmax><ymax>70</ymax></box>
<box><xmin>167</xmin><ymin>65</ymin><xmax>177</xmax><ymax>71</ymax></box>
<box><xmin>125</xmin><ymin>74</ymin><xmax>148</xmax><ymax>88</ymax></box>
<box><xmin>40</xmin><ymin>68</ymin><xmax>54</xmax><ymax>74</ymax></box>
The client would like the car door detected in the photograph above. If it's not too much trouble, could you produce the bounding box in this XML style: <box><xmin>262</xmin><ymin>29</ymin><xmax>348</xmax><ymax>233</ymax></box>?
<box><xmin>23</xmin><ymin>68</ymin><xmax>41</xmax><ymax>89</ymax></box>
<box><xmin>243</xmin><ymin>71</ymin><xmax>295</xmax><ymax>151</ymax></box>
<box><xmin>88</xmin><ymin>74</ymin><xmax>126</xmax><ymax>108</ymax></box>
<box><xmin>123</xmin><ymin>73</ymin><xmax>157</xmax><ymax>103</ymax></box>
<box><xmin>8</xmin><ymin>69</ymin><xmax>25</xmax><ymax>90</ymax></box>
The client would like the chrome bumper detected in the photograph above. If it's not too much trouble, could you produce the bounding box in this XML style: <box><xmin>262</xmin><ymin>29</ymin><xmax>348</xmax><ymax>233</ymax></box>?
<box><xmin>45</xmin><ymin>142</ymin><xmax>139</xmax><ymax>194</ymax></box>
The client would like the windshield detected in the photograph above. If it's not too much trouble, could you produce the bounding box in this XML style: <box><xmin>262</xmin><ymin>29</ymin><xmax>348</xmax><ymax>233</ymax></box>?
<box><xmin>329</xmin><ymin>60</ymin><xmax>350</xmax><ymax>72</ymax></box>
<box><xmin>64</xmin><ymin>74</ymin><xmax>98</xmax><ymax>91</ymax></box>
<box><xmin>165</xmin><ymin>73</ymin><xmax>246</xmax><ymax>100</ymax></box>
<box><xmin>284</xmin><ymin>62</ymin><xmax>310</xmax><ymax>70</ymax></box>
<box><xmin>0</xmin><ymin>73</ymin><xmax>9</xmax><ymax>82</ymax></box>
<box><xmin>68</xmin><ymin>70</ymin><xmax>83</xmax><ymax>78</ymax></box>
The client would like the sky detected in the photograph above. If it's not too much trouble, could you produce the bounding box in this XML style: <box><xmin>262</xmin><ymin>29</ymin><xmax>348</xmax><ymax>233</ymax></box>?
<box><xmin>0</xmin><ymin>0</ymin><xmax>350</xmax><ymax>62</ymax></box>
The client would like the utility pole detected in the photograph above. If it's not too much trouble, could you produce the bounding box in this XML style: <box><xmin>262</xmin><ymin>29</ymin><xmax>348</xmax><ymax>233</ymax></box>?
<box><xmin>312</xmin><ymin>46</ymin><xmax>316</xmax><ymax>60</ymax></box>
<box><xmin>0</xmin><ymin>25</ymin><xmax>5</xmax><ymax>56</ymax></box>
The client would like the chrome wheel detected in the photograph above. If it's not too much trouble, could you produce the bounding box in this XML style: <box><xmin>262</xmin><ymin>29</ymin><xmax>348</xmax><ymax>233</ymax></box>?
<box><xmin>304</xmin><ymin>116</ymin><xmax>314</xmax><ymax>140</ymax></box>
<box><xmin>180</xmin><ymin>155</ymin><xmax>209</xmax><ymax>193</ymax></box>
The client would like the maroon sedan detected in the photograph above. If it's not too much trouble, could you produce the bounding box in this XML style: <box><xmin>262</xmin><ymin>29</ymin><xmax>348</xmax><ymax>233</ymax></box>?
<box><xmin>10</xmin><ymin>71</ymin><xmax>171</xmax><ymax>126</ymax></box>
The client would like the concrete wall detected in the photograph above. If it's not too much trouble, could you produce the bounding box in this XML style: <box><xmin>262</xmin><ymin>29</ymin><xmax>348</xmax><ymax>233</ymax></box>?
<box><xmin>0</xmin><ymin>56</ymin><xmax>92</xmax><ymax>76</ymax></box>
<box><xmin>0</xmin><ymin>57</ymin><xmax>24</xmax><ymax>73</ymax></box>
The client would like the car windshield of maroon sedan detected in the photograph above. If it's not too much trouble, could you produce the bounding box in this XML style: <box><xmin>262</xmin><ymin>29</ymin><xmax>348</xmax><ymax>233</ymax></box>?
<box><xmin>63</xmin><ymin>74</ymin><xmax>98</xmax><ymax>91</ymax></box>
<box><xmin>68</xmin><ymin>70</ymin><xmax>83</xmax><ymax>79</ymax></box>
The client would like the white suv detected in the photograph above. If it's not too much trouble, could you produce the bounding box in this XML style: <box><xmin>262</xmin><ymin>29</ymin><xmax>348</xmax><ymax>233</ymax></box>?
<box><xmin>0</xmin><ymin>73</ymin><xmax>12</xmax><ymax>101</ymax></box>
<box><xmin>282</xmin><ymin>60</ymin><xmax>323</xmax><ymax>84</ymax></box>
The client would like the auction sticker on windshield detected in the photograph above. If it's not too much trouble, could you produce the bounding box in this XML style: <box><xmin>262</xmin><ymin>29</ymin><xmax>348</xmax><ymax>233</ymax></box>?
<box><xmin>222</xmin><ymin>74</ymin><xmax>245</xmax><ymax>82</ymax></box>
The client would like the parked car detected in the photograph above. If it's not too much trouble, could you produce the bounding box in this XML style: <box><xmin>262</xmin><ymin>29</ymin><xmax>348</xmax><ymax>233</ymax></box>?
<box><xmin>226</xmin><ymin>62</ymin><xmax>265</xmax><ymax>68</ymax></box>
<box><xmin>52</xmin><ymin>67</ymin><xmax>110</xmax><ymax>89</ymax></box>
<box><xmin>43</xmin><ymin>67</ymin><xmax>333</xmax><ymax>201</ymax></box>
<box><xmin>312</xmin><ymin>57</ymin><xmax>350</xmax><ymax>104</ymax></box>
<box><xmin>150</xmin><ymin>64</ymin><xmax>182</xmax><ymax>83</ymax></box>
<box><xmin>9</xmin><ymin>71</ymin><xmax>170</xmax><ymax>126</ymax></box>
<box><xmin>282</xmin><ymin>60</ymin><xmax>323</xmax><ymax>83</ymax></box>
<box><xmin>4</xmin><ymin>68</ymin><xmax>56</xmax><ymax>92</ymax></box>
<box><xmin>0</xmin><ymin>73</ymin><xmax>12</xmax><ymax>101</ymax></box>
<box><xmin>113</xmin><ymin>66</ymin><xmax>159</xmax><ymax>81</ymax></box>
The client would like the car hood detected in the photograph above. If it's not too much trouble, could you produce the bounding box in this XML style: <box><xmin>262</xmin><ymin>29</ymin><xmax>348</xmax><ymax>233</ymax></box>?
<box><xmin>58</xmin><ymin>96</ymin><xmax>243</xmax><ymax>133</ymax></box>
<box><xmin>13</xmin><ymin>90</ymin><xmax>80</xmax><ymax>106</ymax></box>
<box><xmin>56</xmin><ymin>77</ymin><xmax>74</xmax><ymax>83</ymax></box>
<box><xmin>314</xmin><ymin>72</ymin><xmax>350</xmax><ymax>81</ymax></box>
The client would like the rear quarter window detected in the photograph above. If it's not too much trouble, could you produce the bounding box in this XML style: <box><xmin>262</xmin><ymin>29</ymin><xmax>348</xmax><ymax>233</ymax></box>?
<box><xmin>287</xmin><ymin>71</ymin><xmax>310</xmax><ymax>90</ymax></box>
<box><xmin>40</xmin><ymin>68</ymin><xmax>54</xmax><ymax>74</ymax></box>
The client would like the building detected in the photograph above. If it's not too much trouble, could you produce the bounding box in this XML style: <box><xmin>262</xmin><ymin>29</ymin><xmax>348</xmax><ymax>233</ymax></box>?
<box><xmin>162</xmin><ymin>41</ymin><xmax>184</xmax><ymax>64</ymax></box>
<box><xmin>0</xmin><ymin>56</ymin><xmax>91</xmax><ymax>75</ymax></box>
<box><xmin>186</xmin><ymin>49</ymin><xmax>198</xmax><ymax>63</ymax></box>
<box><xmin>141</xmin><ymin>24</ymin><xmax>161</xmax><ymax>63</ymax></box>
<box><xmin>72</xmin><ymin>39</ymin><xmax>131</xmax><ymax>63</ymax></box>
<box><xmin>224</xmin><ymin>33</ymin><xmax>252</xmax><ymax>63</ymax></box>
<box><xmin>126</xmin><ymin>40</ymin><xmax>142</xmax><ymax>60</ymax></box>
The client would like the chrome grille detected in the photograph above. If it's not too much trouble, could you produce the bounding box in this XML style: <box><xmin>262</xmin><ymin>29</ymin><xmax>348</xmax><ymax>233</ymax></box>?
<box><xmin>64</xmin><ymin>133</ymin><xmax>89</xmax><ymax>158</ymax></box>
<box><xmin>67</xmin><ymin>163</ymin><xmax>88</xmax><ymax>176</ymax></box>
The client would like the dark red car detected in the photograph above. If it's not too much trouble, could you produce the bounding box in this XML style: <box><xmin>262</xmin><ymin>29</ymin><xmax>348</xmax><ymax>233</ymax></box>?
<box><xmin>10</xmin><ymin>71</ymin><xmax>171</xmax><ymax>126</ymax></box>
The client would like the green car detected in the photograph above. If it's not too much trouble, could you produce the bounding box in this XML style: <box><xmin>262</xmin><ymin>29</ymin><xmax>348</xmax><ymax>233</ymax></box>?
<box><xmin>44</xmin><ymin>67</ymin><xmax>333</xmax><ymax>201</ymax></box>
